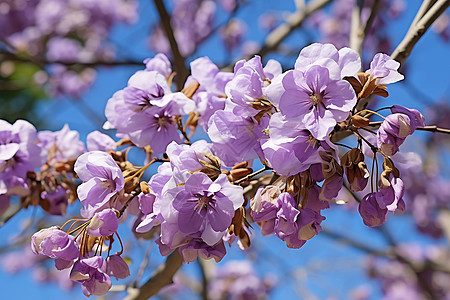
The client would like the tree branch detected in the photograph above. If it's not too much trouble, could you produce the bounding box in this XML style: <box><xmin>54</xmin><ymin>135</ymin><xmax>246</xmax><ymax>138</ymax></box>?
<box><xmin>391</xmin><ymin>0</ymin><xmax>450</xmax><ymax>65</ymax></box>
<box><xmin>0</xmin><ymin>50</ymin><xmax>144</xmax><ymax>68</ymax></box>
<box><xmin>125</xmin><ymin>250</ymin><xmax>183</xmax><ymax>300</ymax></box>
<box><xmin>153</xmin><ymin>0</ymin><xmax>189</xmax><ymax>89</ymax></box>
<box><xmin>244</xmin><ymin>0</ymin><xmax>334</xmax><ymax>60</ymax></box>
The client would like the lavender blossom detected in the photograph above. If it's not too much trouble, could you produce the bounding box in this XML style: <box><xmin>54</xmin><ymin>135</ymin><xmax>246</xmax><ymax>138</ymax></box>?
<box><xmin>0</xmin><ymin>119</ymin><xmax>44</xmax><ymax>195</ymax></box>
<box><xmin>70</xmin><ymin>256</ymin><xmax>112</xmax><ymax>297</ymax></box>
<box><xmin>208</xmin><ymin>110</ymin><xmax>268</xmax><ymax>167</ymax></box>
<box><xmin>171</xmin><ymin>173</ymin><xmax>243</xmax><ymax>246</ymax></box>
<box><xmin>377</xmin><ymin>108</ymin><xmax>424</xmax><ymax>156</ymax></box>
<box><xmin>106</xmin><ymin>255</ymin><xmax>130</xmax><ymax>280</ymax></box>
<box><xmin>267</xmin><ymin>64</ymin><xmax>356</xmax><ymax>140</ymax></box>
<box><xmin>86</xmin><ymin>131</ymin><xmax>116</xmax><ymax>152</ymax></box>
<box><xmin>87</xmin><ymin>208</ymin><xmax>119</xmax><ymax>237</ymax></box>
<box><xmin>358</xmin><ymin>193</ymin><xmax>388</xmax><ymax>227</ymax></box>
<box><xmin>251</xmin><ymin>186</ymin><xmax>281</xmax><ymax>235</ymax></box>
<box><xmin>74</xmin><ymin>151</ymin><xmax>124</xmax><ymax>218</ymax></box>
<box><xmin>31</xmin><ymin>226</ymin><xmax>79</xmax><ymax>262</ymax></box>
<box><xmin>367</xmin><ymin>53</ymin><xmax>404</xmax><ymax>85</ymax></box>
<box><xmin>38</xmin><ymin>124</ymin><xmax>86</xmax><ymax>163</ymax></box>
<box><xmin>262</xmin><ymin>113</ymin><xmax>322</xmax><ymax>176</ymax></box>
<box><xmin>144</xmin><ymin>53</ymin><xmax>172</xmax><ymax>78</ymax></box>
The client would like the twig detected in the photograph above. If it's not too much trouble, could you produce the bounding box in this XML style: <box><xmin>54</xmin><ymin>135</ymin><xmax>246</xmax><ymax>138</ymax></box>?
<box><xmin>242</xmin><ymin>0</ymin><xmax>334</xmax><ymax>61</ymax></box>
<box><xmin>391</xmin><ymin>0</ymin><xmax>450</xmax><ymax>65</ymax></box>
<box><xmin>416</xmin><ymin>125</ymin><xmax>450</xmax><ymax>134</ymax></box>
<box><xmin>153</xmin><ymin>0</ymin><xmax>189</xmax><ymax>89</ymax></box>
<box><xmin>350</xmin><ymin>0</ymin><xmax>363</xmax><ymax>56</ymax></box>
<box><xmin>197</xmin><ymin>259</ymin><xmax>209</xmax><ymax>300</ymax></box>
<box><xmin>0</xmin><ymin>50</ymin><xmax>143</xmax><ymax>68</ymax></box>
<box><xmin>124</xmin><ymin>250</ymin><xmax>184</xmax><ymax>300</ymax></box>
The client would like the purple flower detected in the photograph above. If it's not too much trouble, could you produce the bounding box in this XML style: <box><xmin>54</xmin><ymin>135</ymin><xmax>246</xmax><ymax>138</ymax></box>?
<box><xmin>87</xmin><ymin>208</ymin><xmax>119</xmax><ymax>237</ymax></box>
<box><xmin>74</xmin><ymin>151</ymin><xmax>125</xmax><ymax>218</ymax></box>
<box><xmin>267</xmin><ymin>65</ymin><xmax>356</xmax><ymax>140</ymax></box>
<box><xmin>144</xmin><ymin>53</ymin><xmax>172</xmax><ymax>77</ymax></box>
<box><xmin>171</xmin><ymin>173</ymin><xmax>243</xmax><ymax>246</ymax></box>
<box><xmin>86</xmin><ymin>131</ymin><xmax>116</xmax><ymax>152</ymax></box>
<box><xmin>38</xmin><ymin>124</ymin><xmax>86</xmax><ymax>163</ymax></box>
<box><xmin>377</xmin><ymin>112</ymin><xmax>422</xmax><ymax>156</ymax></box>
<box><xmin>207</xmin><ymin>110</ymin><xmax>268</xmax><ymax>167</ymax></box>
<box><xmin>31</xmin><ymin>226</ymin><xmax>79</xmax><ymax>262</ymax></box>
<box><xmin>178</xmin><ymin>238</ymin><xmax>227</xmax><ymax>263</ymax></box>
<box><xmin>0</xmin><ymin>119</ymin><xmax>44</xmax><ymax>194</ymax></box>
<box><xmin>187</xmin><ymin>57</ymin><xmax>233</xmax><ymax>131</ymax></box>
<box><xmin>106</xmin><ymin>254</ymin><xmax>130</xmax><ymax>280</ymax></box>
<box><xmin>262</xmin><ymin>113</ymin><xmax>322</xmax><ymax>176</ymax></box>
<box><xmin>250</xmin><ymin>186</ymin><xmax>281</xmax><ymax>235</ymax></box>
<box><xmin>70</xmin><ymin>256</ymin><xmax>112</xmax><ymax>297</ymax></box>
<box><xmin>379</xmin><ymin>175</ymin><xmax>405</xmax><ymax>212</ymax></box>
<box><xmin>294</xmin><ymin>43</ymin><xmax>361</xmax><ymax>79</ymax></box>
<box><xmin>105</xmin><ymin>67</ymin><xmax>195</xmax><ymax>153</ymax></box>
<box><xmin>275</xmin><ymin>193</ymin><xmax>325</xmax><ymax>248</ymax></box>
<box><xmin>367</xmin><ymin>53</ymin><xmax>404</xmax><ymax>85</ymax></box>
<box><xmin>226</xmin><ymin>56</ymin><xmax>280</xmax><ymax>117</ymax></box>
<box><xmin>391</xmin><ymin>105</ymin><xmax>425</xmax><ymax>132</ymax></box>
<box><xmin>40</xmin><ymin>186</ymin><xmax>68</xmax><ymax>216</ymax></box>
<box><xmin>358</xmin><ymin>193</ymin><xmax>388</xmax><ymax>227</ymax></box>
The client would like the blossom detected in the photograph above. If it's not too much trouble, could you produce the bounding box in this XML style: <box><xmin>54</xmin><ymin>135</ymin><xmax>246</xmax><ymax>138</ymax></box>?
<box><xmin>186</xmin><ymin>56</ymin><xmax>233</xmax><ymax>131</ymax></box>
<box><xmin>377</xmin><ymin>108</ymin><xmax>424</xmax><ymax>156</ymax></box>
<box><xmin>144</xmin><ymin>53</ymin><xmax>172</xmax><ymax>77</ymax></box>
<box><xmin>106</xmin><ymin>255</ymin><xmax>130</xmax><ymax>280</ymax></box>
<box><xmin>171</xmin><ymin>173</ymin><xmax>244</xmax><ymax>246</ymax></box>
<box><xmin>87</xmin><ymin>208</ymin><xmax>119</xmax><ymax>237</ymax></box>
<box><xmin>267</xmin><ymin>64</ymin><xmax>356</xmax><ymax>140</ymax></box>
<box><xmin>367</xmin><ymin>53</ymin><xmax>404</xmax><ymax>85</ymax></box>
<box><xmin>207</xmin><ymin>110</ymin><xmax>268</xmax><ymax>167</ymax></box>
<box><xmin>70</xmin><ymin>256</ymin><xmax>112</xmax><ymax>297</ymax></box>
<box><xmin>250</xmin><ymin>186</ymin><xmax>281</xmax><ymax>235</ymax></box>
<box><xmin>275</xmin><ymin>193</ymin><xmax>325</xmax><ymax>248</ymax></box>
<box><xmin>178</xmin><ymin>239</ymin><xmax>227</xmax><ymax>263</ymax></box>
<box><xmin>86</xmin><ymin>131</ymin><xmax>116</xmax><ymax>152</ymax></box>
<box><xmin>31</xmin><ymin>226</ymin><xmax>79</xmax><ymax>262</ymax></box>
<box><xmin>358</xmin><ymin>193</ymin><xmax>388</xmax><ymax>227</ymax></box>
<box><xmin>40</xmin><ymin>186</ymin><xmax>69</xmax><ymax>216</ymax></box>
<box><xmin>294</xmin><ymin>43</ymin><xmax>361</xmax><ymax>79</ymax></box>
<box><xmin>104</xmin><ymin>67</ymin><xmax>195</xmax><ymax>153</ymax></box>
<box><xmin>74</xmin><ymin>151</ymin><xmax>125</xmax><ymax>218</ymax></box>
<box><xmin>0</xmin><ymin>119</ymin><xmax>44</xmax><ymax>194</ymax></box>
<box><xmin>38</xmin><ymin>124</ymin><xmax>86</xmax><ymax>163</ymax></box>
<box><xmin>261</xmin><ymin>113</ymin><xmax>322</xmax><ymax>176</ymax></box>
<box><xmin>226</xmin><ymin>56</ymin><xmax>280</xmax><ymax>118</ymax></box>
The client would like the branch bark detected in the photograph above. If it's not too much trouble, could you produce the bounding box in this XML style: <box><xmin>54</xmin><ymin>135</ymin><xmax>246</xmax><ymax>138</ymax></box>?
<box><xmin>153</xmin><ymin>0</ymin><xmax>189</xmax><ymax>89</ymax></box>
<box><xmin>124</xmin><ymin>250</ymin><xmax>183</xmax><ymax>300</ymax></box>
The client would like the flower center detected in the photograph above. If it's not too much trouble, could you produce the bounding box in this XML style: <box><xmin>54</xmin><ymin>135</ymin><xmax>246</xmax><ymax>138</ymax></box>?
<box><xmin>309</xmin><ymin>93</ymin><xmax>322</xmax><ymax>106</ymax></box>
<box><xmin>194</xmin><ymin>193</ymin><xmax>215</xmax><ymax>212</ymax></box>
<box><xmin>305</xmin><ymin>135</ymin><xmax>319</xmax><ymax>152</ymax></box>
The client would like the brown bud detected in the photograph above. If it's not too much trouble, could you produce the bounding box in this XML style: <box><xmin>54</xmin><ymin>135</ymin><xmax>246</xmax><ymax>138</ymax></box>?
<box><xmin>229</xmin><ymin>167</ymin><xmax>253</xmax><ymax>182</ymax></box>
<box><xmin>140</xmin><ymin>181</ymin><xmax>151</xmax><ymax>194</ymax></box>
<box><xmin>351</xmin><ymin>115</ymin><xmax>370</xmax><ymax>128</ymax></box>
<box><xmin>181</xmin><ymin>81</ymin><xmax>200</xmax><ymax>99</ymax></box>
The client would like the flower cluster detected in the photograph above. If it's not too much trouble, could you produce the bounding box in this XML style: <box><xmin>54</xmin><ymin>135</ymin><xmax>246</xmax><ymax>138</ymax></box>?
<box><xmin>10</xmin><ymin>42</ymin><xmax>428</xmax><ymax>297</ymax></box>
